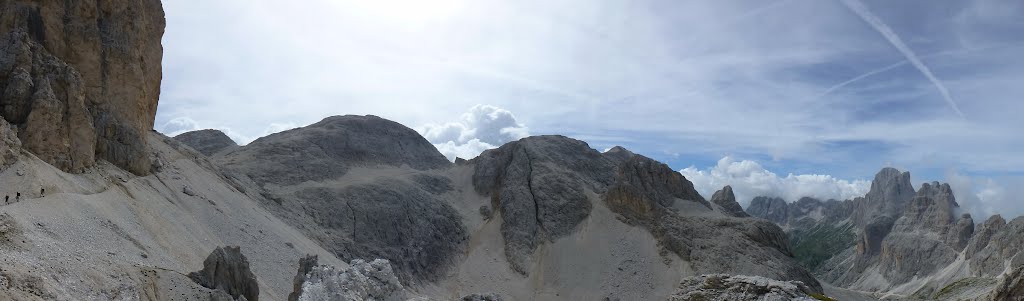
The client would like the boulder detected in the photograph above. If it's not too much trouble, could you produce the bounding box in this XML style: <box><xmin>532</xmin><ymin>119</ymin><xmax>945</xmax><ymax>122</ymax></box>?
<box><xmin>0</xmin><ymin>0</ymin><xmax>165</xmax><ymax>174</ymax></box>
<box><xmin>189</xmin><ymin>246</ymin><xmax>259</xmax><ymax>301</ymax></box>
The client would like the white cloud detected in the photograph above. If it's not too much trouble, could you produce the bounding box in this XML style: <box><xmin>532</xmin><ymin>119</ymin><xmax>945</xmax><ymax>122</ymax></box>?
<box><xmin>679</xmin><ymin>156</ymin><xmax>870</xmax><ymax>207</ymax></box>
<box><xmin>945</xmin><ymin>170</ymin><xmax>1023</xmax><ymax>221</ymax></box>
<box><xmin>157</xmin><ymin>117</ymin><xmax>296</xmax><ymax>145</ymax></box>
<box><xmin>419</xmin><ymin>105</ymin><xmax>529</xmax><ymax>160</ymax></box>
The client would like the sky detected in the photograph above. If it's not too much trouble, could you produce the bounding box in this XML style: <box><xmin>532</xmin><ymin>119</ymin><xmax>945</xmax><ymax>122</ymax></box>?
<box><xmin>155</xmin><ymin>0</ymin><xmax>1024</xmax><ymax>220</ymax></box>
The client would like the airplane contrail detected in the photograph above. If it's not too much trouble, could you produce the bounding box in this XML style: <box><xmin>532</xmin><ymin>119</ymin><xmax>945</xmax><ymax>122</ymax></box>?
<box><xmin>818</xmin><ymin>42</ymin><xmax>1024</xmax><ymax>99</ymax></box>
<box><xmin>839</xmin><ymin>0</ymin><xmax>965</xmax><ymax>117</ymax></box>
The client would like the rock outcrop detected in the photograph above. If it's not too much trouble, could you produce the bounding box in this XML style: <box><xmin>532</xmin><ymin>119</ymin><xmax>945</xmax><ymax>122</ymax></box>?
<box><xmin>292</xmin><ymin>179</ymin><xmax>468</xmax><ymax>283</ymax></box>
<box><xmin>0</xmin><ymin>116</ymin><xmax>20</xmax><ymax>167</ymax></box>
<box><xmin>297</xmin><ymin>259</ymin><xmax>408</xmax><ymax>301</ymax></box>
<box><xmin>471</xmin><ymin>135</ymin><xmax>614</xmax><ymax>274</ymax></box>
<box><xmin>991</xmin><ymin>266</ymin><xmax>1024</xmax><ymax>301</ymax></box>
<box><xmin>288</xmin><ymin>255</ymin><xmax>319</xmax><ymax>301</ymax></box>
<box><xmin>747</xmin><ymin>196</ymin><xmax>789</xmax><ymax>224</ymax></box>
<box><xmin>668</xmin><ymin>274</ymin><xmax>820</xmax><ymax>301</ymax></box>
<box><xmin>217</xmin><ymin>115</ymin><xmax>450</xmax><ymax>186</ymax></box>
<box><xmin>189</xmin><ymin>246</ymin><xmax>260</xmax><ymax>301</ymax></box>
<box><xmin>711</xmin><ymin>186</ymin><xmax>749</xmax><ymax>218</ymax></box>
<box><xmin>174</xmin><ymin>129</ymin><xmax>238</xmax><ymax>156</ymax></box>
<box><xmin>0</xmin><ymin>0</ymin><xmax>165</xmax><ymax>174</ymax></box>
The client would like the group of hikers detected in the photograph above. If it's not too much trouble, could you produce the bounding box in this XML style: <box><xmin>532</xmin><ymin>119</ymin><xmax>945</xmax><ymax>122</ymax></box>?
<box><xmin>3</xmin><ymin>188</ymin><xmax>43</xmax><ymax>205</ymax></box>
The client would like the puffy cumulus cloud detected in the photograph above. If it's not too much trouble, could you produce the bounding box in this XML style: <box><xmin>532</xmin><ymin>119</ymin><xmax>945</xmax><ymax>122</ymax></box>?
<box><xmin>945</xmin><ymin>171</ymin><xmax>1023</xmax><ymax>221</ymax></box>
<box><xmin>419</xmin><ymin>105</ymin><xmax>529</xmax><ymax>161</ymax></box>
<box><xmin>679</xmin><ymin>156</ymin><xmax>870</xmax><ymax>207</ymax></box>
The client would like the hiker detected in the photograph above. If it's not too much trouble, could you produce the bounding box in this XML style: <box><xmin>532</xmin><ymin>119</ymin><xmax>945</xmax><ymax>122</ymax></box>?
<box><xmin>4</xmin><ymin>195</ymin><xmax>7</xmax><ymax>204</ymax></box>
<box><xmin>15</xmin><ymin>192</ymin><xmax>20</xmax><ymax>201</ymax></box>
<box><xmin>40</xmin><ymin>188</ymin><xmax>44</xmax><ymax>196</ymax></box>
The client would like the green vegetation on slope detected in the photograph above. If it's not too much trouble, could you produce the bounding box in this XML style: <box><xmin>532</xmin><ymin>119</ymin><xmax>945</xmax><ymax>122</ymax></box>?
<box><xmin>787</xmin><ymin>220</ymin><xmax>857</xmax><ymax>271</ymax></box>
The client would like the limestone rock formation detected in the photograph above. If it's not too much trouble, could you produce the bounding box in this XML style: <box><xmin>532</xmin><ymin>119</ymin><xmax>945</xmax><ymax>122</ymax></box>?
<box><xmin>668</xmin><ymin>274</ymin><xmax>819</xmax><ymax>301</ymax></box>
<box><xmin>604</xmin><ymin>154</ymin><xmax>710</xmax><ymax>220</ymax></box>
<box><xmin>291</xmin><ymin>179</ymin><xmax>468</xmax><ymax>283</ymax></box>
<box><xmin>0</xmin><ymin>0</ymin><xmax>165</xmax><ymax>174</ymax></box>
<box><xmin>217</xmin><ymin>115</ymin><xmax>450</xmax><ymax>186</ymax></box>
<box><xmin>174</xmin><ymin>129</ymin><xmax>238</xmax><ymax>156</ymax></box>
<box><xmin>711</xmin><ymin>186</ymin><xmax>749</xmax><ymax>218</ymax></box>
<box><xmin>991</xmin><ymin>266</ymin><xmax>1024</xmax><ymax>301</ymax></box>
<box><xmin>189</xmin><ymin>246</ymin><xmax>260</xmax><ymax>301</ymax></box>
<box><xmin>471</xmin><ymin>135</ymin><xmax>613</xmax><ymax>274</ymax></box>
<box><xmin>852</xmin><ymin>167</ymin><xmax>915</xmax><ymax>227</ymax></box>
<box><xmin>0</xmin><ymin>116</ymin><xmax>20</xmax><ymax>167</ymax></box>
<box><xmin>297</xmin><ymin>259</ymin><xmax>408</xmax><ymax>301</ymax></box>
<box><xmin>289</xmin><ymin>255</ymin><xmax>319</xmax><ymax>301</ymax></box>
<box><xmin>747</xmin><ymin>196</ymin><xmax>789</xmax><ymax>224</ymax></box>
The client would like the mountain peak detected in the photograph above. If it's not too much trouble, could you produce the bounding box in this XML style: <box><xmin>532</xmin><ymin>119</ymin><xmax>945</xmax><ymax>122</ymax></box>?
<box><xmin>711</xmin><ymin>185</ymin><xmax>749</xmax><ymax>217</ymax></box>
<box><xmin>174</xmin><ymin>129</ymin><xmax>238</xmax><ymax>156</ymax></box>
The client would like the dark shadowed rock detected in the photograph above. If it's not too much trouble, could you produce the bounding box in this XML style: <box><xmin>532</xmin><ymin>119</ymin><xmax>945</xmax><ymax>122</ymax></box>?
<box><xmin>747</xmin><ymin>197</ymin><xmax>789</xmax><ymax>224</ymax></box>
<box><xmin>460</xmin><ymin>293</ymin><xmax>503</xmax><ymax>301</ymax></box>
<box><xmin>0</xmin><ymin>0</ymin><xmax>165</xmax><ymax>175</ymax></box>
<box><xmin>217</xmin><ymin>115</ymin><xmax>451</xmax><ymax>186</ymax></box>
<box><xmin>189</xmin><ymin>246</ymin><xmax>259</xmax><ymax>301</ymax></box>
<box><xmin>711</xmin><ymin>186</ymin><xmax>749</xmax><ymax>218</ymax></box>
<box><xmin>293</xmin><ymin>179</ymin><xmax>467</xmax><ymax>283</ymax></box>
<box><xmin>288</xmin><ymin>255</ymin><xmax>318</xmax><ymax>301</ymax></box>
<box><xmin>602</xmin><ymin>145</ymin><xmax>636</xmax><ymax>164</ymax></box>
<box><xmin>174</xmin><ymin>129</ymin><xmax>238</xmax><ymax>156</ymax></box>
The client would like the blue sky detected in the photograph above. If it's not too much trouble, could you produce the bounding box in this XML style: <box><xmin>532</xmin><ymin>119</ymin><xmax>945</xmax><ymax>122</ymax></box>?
<box><xmin>156</xmin><ymin>0</ymin><xmax>1024</xmax><ymax>219</ymax></box>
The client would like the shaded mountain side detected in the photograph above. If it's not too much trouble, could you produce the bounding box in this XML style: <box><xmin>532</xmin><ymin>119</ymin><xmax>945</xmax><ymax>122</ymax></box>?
<box><xmin>174</xmin><ymin>129</ymin><xmax>239</xmax><ymax>156</ymax></box>
<box><xmin>216</xmin><ymin>115</ymin><xmax>451</xmax><ymax>187</ymax></box>
<box><xmin>195</xmin><ymin>117</ymin><xmax>825</xmax><ymax>297</ymax></box>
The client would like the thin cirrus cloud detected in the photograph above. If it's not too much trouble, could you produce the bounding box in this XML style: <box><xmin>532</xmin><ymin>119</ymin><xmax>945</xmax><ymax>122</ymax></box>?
<box><xmin>839</xmin><ymin>0</ymin><xmax>964</xmax><ymax>117</ymax></box>
<box><xmin>157</xmin><ymin>0</ymin><xmax>1024</xmax><ymax>217</ymax></box>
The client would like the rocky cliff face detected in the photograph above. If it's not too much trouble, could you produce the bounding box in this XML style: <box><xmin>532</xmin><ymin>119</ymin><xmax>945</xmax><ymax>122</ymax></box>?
<box><xmin>711</xmin><ymin>186</ymin><xmax>749</xmax><ymax>218</ymax></box>
<box><xmin>0</xmin><ymin>0</ymin><xmax>164</xmax><ymax>174</ymax></box>
<box><xmin>174</xmin><ymin>129</ymin><xmax>238</xmax><ymax>156</ymax></box>
<box><xmin>748</xmin><ymin>167</ymin><xmax>1024</xmax><ymax>299</ymax></box>
<box><xmin>208</xmin><ymin>116</ymin><xmax>465</xmax><ymax>284</ymax></box>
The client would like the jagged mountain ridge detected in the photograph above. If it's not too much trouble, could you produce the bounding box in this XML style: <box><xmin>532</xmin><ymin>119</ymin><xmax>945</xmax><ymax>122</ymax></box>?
<box><xmin>171</xmin><ymin>117</ymin><xmax>825</xmax><ymax>299</ymax></box>
<box><xmin>747</xmin><ymin>168</ymin><xmax>1024</xmax><ymax>300</ymax></box>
